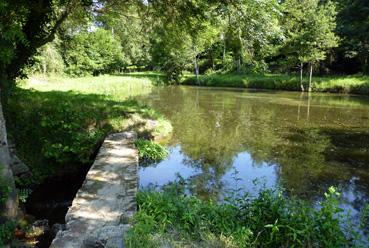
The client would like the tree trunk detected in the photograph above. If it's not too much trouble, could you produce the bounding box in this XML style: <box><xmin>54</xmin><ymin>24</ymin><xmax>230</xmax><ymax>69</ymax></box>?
<box><xmin>300</xmin><ymin>62</ymin><xmax>304</xmax><ymax>92</ymax></box>
<box><xmin>222</xmin><ymin>37</ymin><xmax>226</xmax><ymax>69</ymax></box>
<box><xmin>0</xmin><ymin>92</ymin><xmax>17</xmax><ymax>220</ymax></box>
<box><xmin>308</xmin><ymin>63</ymin><xmax>313</xmax><ymax>92</ymax></box>
<box><xmin>237</xmin><ymin>27</ymin><xmax>242</xmax><ymax>74</ymax></box>
<box><xmin>363</xmin><ymin>57</ymin><xmax>369</xmax><ymax>74</ymax></box>
<box><xmin>194</xmin><ymin>55</ymin><xmax>199</xmax><ymax>85</ymax></box>
<box><xmin>211</xmin><ymin>48</ymin><xmax>215</xmax><ymax>70</ymax></box>
<box><xmin>237</xmin><ymin>54</ymin><xmax>241</xmax><ymax>74</ymax></box>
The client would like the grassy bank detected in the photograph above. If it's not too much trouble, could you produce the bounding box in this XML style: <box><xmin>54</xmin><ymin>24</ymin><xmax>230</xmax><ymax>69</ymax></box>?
<box><xmin>7</xmin><ymin>74</ymin><xmax>171</xmax><ymax>184</ymax></box>
<box><xmin>126</xmin><ymin>182</ymin><xmax>368</xmax><ymax>248</ymax></box>
<box><xmin>182</xmin><ymin>73</ymin><xmax>369</xmax><ymax>95</ymax></box>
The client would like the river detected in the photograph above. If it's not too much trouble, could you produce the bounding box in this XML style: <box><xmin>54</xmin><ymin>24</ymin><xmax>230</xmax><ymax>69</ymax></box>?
<box><xmin>137</xmin><ymin>86</ymin><xmax>369</xmax><ymax>221</ymax></box>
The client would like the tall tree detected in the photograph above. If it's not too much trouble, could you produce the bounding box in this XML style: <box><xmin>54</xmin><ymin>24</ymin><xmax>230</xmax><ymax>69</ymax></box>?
<box><xmin>281</xmin><ymin>0</ymin><xmax>339</xmax><ymax>91</ymax></box>
<box><xmin>218</xmin><ymin>0</ymin><xmax>282</xmax><ymax>73</ymax></box>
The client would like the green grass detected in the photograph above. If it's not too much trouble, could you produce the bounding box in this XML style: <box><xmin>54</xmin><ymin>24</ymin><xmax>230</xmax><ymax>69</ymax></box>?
<box><xmin>23</xmin><ymin>74</ymin><xmax>155</xmax><ymax>100</ymax></box>
<box><xmin>182</xmin><ymin>73</ymin><xmax>369</xmax><ymax>94</ymax></box>
<box><xmin>126</xmin><ymin>182</ymin><xmax>368</xmax><ymax>248</ymax></box>
<box><xmin>7</xmin><ymin>74</ymin><xmax>170</xmax><ymax>184</ymax></box>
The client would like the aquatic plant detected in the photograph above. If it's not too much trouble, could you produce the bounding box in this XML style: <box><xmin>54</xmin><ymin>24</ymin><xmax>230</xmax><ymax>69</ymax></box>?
<box><xmin>134</xmin><ymin>139</ymin><xmax>168</xmax><ymax>163</ymax></box>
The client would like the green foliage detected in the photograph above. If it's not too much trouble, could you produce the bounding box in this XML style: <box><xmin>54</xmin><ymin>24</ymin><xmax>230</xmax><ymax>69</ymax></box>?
<box><xmin>0</xmin><ymin>220</ymin><xmax>15</xmax><ymax>247</ymax></box>
<box><xmin>0</xmin><ymin>165</ymin><xmax>10</xmax><ymax>207</ymax></box>
<box><xmin>0</xmin><ymin>0</ymin><xmax>92</xmax><ymax>84</ymax></box>
<box><xmin>134</xmin><ymin>139</ymin><xmax>168</xmax><ymax>163</ymax></box>
<box><xmin>336</xmin><ymin>0</ymin><xmax>369</xmax><ymax>73</ymax></box>
<box><xmin>0</xmin><ymin>165</ymin><xmax>15</xmax><ymax>247</ymax></box>
<box><xmin>126</xmin><ymin>182</ymin><xmax>364</xmax><ymax>247</ymax></box>
<box><xmin>280</xmin><ymin>0</ymin><xmax>339</xmax><ymax>66</ymax></box>
<box><xmin>32</xmin><ymin>38</ymin><xmax>65</xmax><ymax>75</ymax></box>
<box><xmin>150</xmin><ymin>26</ymin><xmax>193</xmax><ymax>82</ymax></box>
<box><xmin>64</xmin><ymin>28</ymin><xmax>126</xmax><ymax>76</ymax></box>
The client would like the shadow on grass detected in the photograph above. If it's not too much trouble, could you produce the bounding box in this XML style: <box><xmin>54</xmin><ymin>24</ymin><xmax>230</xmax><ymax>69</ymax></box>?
<box><xmin>6</xmin><ymin>88</ymin><xmax>155</xmax><ymax>183</ymax></box>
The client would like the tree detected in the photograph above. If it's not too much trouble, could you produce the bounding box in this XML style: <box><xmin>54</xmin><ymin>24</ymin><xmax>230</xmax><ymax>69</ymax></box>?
<box><xmin>97</xmin><ymin>4</ymin><xmax>152</xmax><ymax>69</ymax></box>
<box><xmin>150</xmin><ymin>25</ymin><xmax>193</xmax><ymax>82</ymax></box>
<box><xmin>33</xmin><ymin>38</ymin><xmax>65</xmax><ymax>75</ymax></box>
<box><xmin>216</xmin><ymin>0</ymin><xmax>282</xmax><ymax>73</ymax></box>
<box><xmin>63</xmin><ymin>28</ymin><xmax>126</xmax><ymax>76</ymax></box>
<box><xmin>0</xmin><ymin>0</ymin><xmax>92</xmax><ymax>238</ymax></box>
<box><xmin>281</xmin><ymin>0</ymin><xmax>339</xmax><ymax>91</ymax></box>
<box><xmin>335</xmin><ymin>0</ymin><xmax>369</xmax><ymax>74</ymax></box>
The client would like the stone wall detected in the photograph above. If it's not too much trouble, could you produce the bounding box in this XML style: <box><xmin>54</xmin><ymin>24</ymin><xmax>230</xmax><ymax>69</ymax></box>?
<box><xmin>50</xmin><ymin>132</ymin><xmax>138</xmax><ymax>248</ymax></box>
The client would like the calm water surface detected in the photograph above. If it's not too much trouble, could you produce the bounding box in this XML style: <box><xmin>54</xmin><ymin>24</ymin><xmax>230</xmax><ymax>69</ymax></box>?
<box><xmin>136</xmin><ymin>86</ymin><xmax>369</xmax><ymax>216</ymax></box>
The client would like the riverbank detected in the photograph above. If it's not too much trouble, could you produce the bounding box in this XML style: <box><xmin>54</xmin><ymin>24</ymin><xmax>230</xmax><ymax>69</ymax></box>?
<box><xmin>8</xmin><ymin>74</ymin><xmax>171</xmax><ymax>184</ymax></box>
<box><xmin>3</xmin><ymin>74</ymin><xmax>171</xmax><ymax>246</ymax></box>
<box><xmin>182</xmin><ymin>73</ymin><xmax>369</xmax><ymax>95</ymax></box>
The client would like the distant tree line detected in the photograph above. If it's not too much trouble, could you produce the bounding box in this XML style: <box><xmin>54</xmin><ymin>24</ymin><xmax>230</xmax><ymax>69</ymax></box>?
<box><xmin>26</xmin><ymin>0</ymin><xmax>369</xmax><ymax>85</ymax></box>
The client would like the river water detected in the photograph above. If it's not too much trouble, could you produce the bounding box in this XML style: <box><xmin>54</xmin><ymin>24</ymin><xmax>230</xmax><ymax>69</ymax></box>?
<box><xmin>137</xmin><ymin>86</ymin><xmax>369</xmax><ymax>219</ymax></box>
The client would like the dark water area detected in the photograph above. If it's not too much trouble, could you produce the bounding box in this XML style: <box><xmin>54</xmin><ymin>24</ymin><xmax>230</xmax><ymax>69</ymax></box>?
<box><xmin>24</xmin><ymin>166</ymin><xmax>90</xmax><ymax>247</ymax></box>
<box><xmin>137</xmin><ymin>86</ymin><xmax>369</xmax><ymax>222</ymax></box>
<box><xmin>25</xmin><ymin>169</ymin><xmax>88</xmax><ymax>225</ymax></box>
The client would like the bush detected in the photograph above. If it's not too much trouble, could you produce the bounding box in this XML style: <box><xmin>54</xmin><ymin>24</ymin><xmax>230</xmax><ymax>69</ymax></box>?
<box><xmin>126</xmin><ymin>182</ymin><xmax>367</xmax><ymax>248</ymax></box>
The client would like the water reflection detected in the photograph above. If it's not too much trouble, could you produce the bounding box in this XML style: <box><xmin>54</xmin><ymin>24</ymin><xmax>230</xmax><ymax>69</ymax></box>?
<box><xmin>137</xmin><ymin>86</ymin><xmax>369</xmax><ymax>216</ymax></box>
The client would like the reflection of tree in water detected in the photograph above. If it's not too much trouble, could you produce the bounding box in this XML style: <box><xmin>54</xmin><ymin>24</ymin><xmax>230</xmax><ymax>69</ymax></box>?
<box><xmin>182</xmin><ymin>157</ymin><xmax>225</xmax><ymax>201</ymax></box>
<box><xmin>140</xmin><ymin>87</ymin><xmax>369</xmax><ymax>209</ymax></box>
